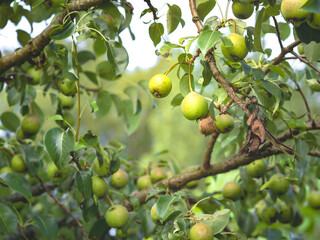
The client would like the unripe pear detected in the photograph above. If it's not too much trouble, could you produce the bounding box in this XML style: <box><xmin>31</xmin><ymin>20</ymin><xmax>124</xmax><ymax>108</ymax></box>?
<box><xmin>27</xmin><ymin>68</ymin><xmax>41</xmax><ymax>85</ymax></box>
<box><xmin>93</xmin><ymin>157</ymin><xmax>110</xmax><ymax>177</ymax></box>
<box><xmin>151</xmin><ymin>204</ymin><xmax>161</xmax><ymax>223</ymax></box>
<box><xmin>181</xmin><ymin>92</ymin><xmax>208</xmax><ymax>120</ymax></box>
<box><xmin>92</xmin><ymin>176</ymin><xmax>108</xmax><ymax>197</ymax></box>
<box><xmin>21</xmin><ymin>114</ymin><xmax>41</xmax><ymax>135</ymax></box>
<box><xmin>221</xmin><ymin>33</ymin><xmax>248</xmax><ymax>62</ymax></box>
<box><xmin>59</xmin><ymin>78</ymin><xmax>77</xmax><ymax>96</ymax></box>
<box><xmin>0</xmin><ymin>167</ymin><xmax>13</xmax><ymax>185</ymax></box>
<box><xmin>280</xmin><ymin>0</ymin><xmax>310</xmax><ymax>24</ymax></box>
<box><xmin>137</xmin><ymin>175</ymin><xmax>152</xmax><ymax>190</ymax></box>
<box><xmin>308</xmin><ymin>191</ymin><xmax>320</xmax><ymax>209</ymax></box>
<box><xmin>58</xmin><ymin>93</ymin><xmax>75</xmax><ymax>109</ymax></box>
<box><xmin>189</xmin><ymin>222</ymin><xmax>213</xmax><ymax>240</ymax></box>
<box><xmin>150</xmin><ymin>168</ymin><xmax>167</xmax><ymax>183</ymax></box>
<box><xmin>260</xmin><ymin>206</ymin><xmax>278</xmax><ymax>225</ymax></box>
<box><xmin>149</xmin><ymin>74</ymin><xmax>172</xmax><ymax>98</ymax></box>
<box><xmin>268</xmin><ymin>174</ymin><xmax>289</xmax><ymax>195</ymax></box>
<box><xmin>232</xmin><ymin>1</ymin><xmax>254</xmax><ymax>19</ymax></box>
<box><xmin>110</xmin><ymin>169</ymin><xmax>129</xmax><ymax>188</ymax></box>
<box><xmin>215</xmin><ymin>113</ymin><xmax>234</xmax><ymax>133</ymax></box>
<box><xmin>278</xmin><ymin>203</ymin><xmax>293</xmax><ymax>223</ymax></box>
<box><xmin>246</xmin><ymin>159</ymin><xmax>267</xmax><ymax>178</ymax></box>
<box><xmin>222</xmin><ymin>181</ymin><xmax>242</xmax><ymax>201</ymax></box>
<box><xmin>11</xmin><ymin>155</ymin><xmax>27</xmax><ymax>173</ymax></box>
<box><xmin>47</xmin><ymin>161</ymin><xmax>70</xmax><ymax>182</ymax></box>
<box><xmin>105</xmin><ymin>205</ymin><xmax>129</xmax><ymax>228</ymax></box>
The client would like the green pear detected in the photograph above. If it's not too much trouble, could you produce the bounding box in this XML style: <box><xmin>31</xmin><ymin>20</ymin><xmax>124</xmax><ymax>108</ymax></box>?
<box><xmin>221</xmin><ymin>33</ymin><xmax>248</xmax><ymax>62</ymax></box>
<box><xmin>181</xmin><ymin>92</ymin><xmax>208</xmax><ymax>120</ymax></box>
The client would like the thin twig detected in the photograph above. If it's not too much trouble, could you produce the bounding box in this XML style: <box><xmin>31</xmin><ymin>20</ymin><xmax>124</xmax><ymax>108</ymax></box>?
<box><xmin>143</xmin><ymin>0</ymin><xmax>159</xmax><ymax>20</ymax></box>
<box><xmin>19</xmin><ymin>227</ymin><xmax>29</xmax><ymax>240</ymax></box>
<box><xmin>35</xmin><ymin>176</ymin><xmax>89</xmax><ymax>240</ymax></box>
<box><xmin>272</xmin><ymin>16</ymin><xmax>284</xmax><ymax>49</ymax></box>
<box><xmin>202</xmin><ymin>131</ymin><xmax>220</xmax><ymax>169</ymax></box>
<box><xmin>293</xmin><ymin>80</ymin><xmax>313</xmax><ymax>122</ymax></box>
<box><xmin>290</xmin><ymin>51</ymin><xmax>320</xmax><ymax>75</ymax></box>
<box><xmin>264</xmin><ymin>40</ymin><xmax>301</xmax><ymax>74</ymax></box>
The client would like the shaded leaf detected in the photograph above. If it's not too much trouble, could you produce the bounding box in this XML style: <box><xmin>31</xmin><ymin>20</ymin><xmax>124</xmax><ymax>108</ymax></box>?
<box><xmin>149</xmin><ymin>22</ymin><xmax>164</xmax><ymax>46</ymax></box>
<box><xmin>0</xmin><ymin>203</ymin><xmax>18</xmax><ymax>235</ymax></box>
<box><xmin>0</xmin><ymin>111</ymin><xmax>20</xmax><ymax>132</ymax></box>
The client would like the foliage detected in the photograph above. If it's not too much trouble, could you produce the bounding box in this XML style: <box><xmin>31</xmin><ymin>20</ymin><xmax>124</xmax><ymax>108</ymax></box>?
<box><xmin>0</xmin><ymin>0</ymin><xmax>320</xmax><ymax>239</ymax></box>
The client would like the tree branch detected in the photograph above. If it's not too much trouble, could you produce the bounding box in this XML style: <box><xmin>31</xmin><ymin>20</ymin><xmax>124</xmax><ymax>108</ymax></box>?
<box><xmin>202</xmin><ymin>131</ymin><xmax>220</xmax><ymax>169</ymax></box>
<box><xmin>127</xmin><ymin>120</ymin><xmax>320</xmax><ymax>205</ymax></box>
<box><xmin>264</xmin><ymin>40</ymin><xmax>301</xmax><ymax>74</ymax></box>
<box><xmin>0</xmin><ymin>0</ymin><xmax>109</xmax><ymax>74</ymax></box>
<box><xmin>143</xmin><ymin>0</ymin><xmax>159</xmax><ymax>20</ymax></box>
<box><xmin>35</xmin><ymin>176</ymin><xmax>89</xmax><ymax>240</ymax></box>
<box><xmin>188</xmin><ymin>0</ymin><xmax>203</xmax><ymax>32</ymax></box>
<box><xmin>2</xmin><ymin>182</ymin><xmax>55</xmax><ymax>203</ymax></box>
<box><xmin>290</xmin><ymin>50</ymin><xmax>320</xmax><ymax>75</ymax></box>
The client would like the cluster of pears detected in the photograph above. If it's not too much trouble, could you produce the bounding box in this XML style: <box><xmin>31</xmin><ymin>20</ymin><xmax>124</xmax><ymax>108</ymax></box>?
<box><xmin>148</xmin><ymin>73</ymin><xmax>237</xmax><ymax>134</ymax></box>
<box><xmin>55</xmin><ymin>78</ymin><xmax>77</xmax><ymax>130</ymax></box>
<box><xmin>46</xmin><ymin>155</ymin><xmax>131</xmax><ymax>229</ymax></box>
<box><xmin>136</xmin><ymin>167</ymin><xmax>167</xmax><ymax>190</ymax></box>
<box><xmin>150</xmin><ymin>202</ymin><xmax>214</xmax><ymax>240</ymax></box>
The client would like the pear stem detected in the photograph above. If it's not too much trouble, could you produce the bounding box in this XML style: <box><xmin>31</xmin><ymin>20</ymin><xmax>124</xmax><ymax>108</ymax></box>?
<box><xmin>164</xmin><ymin>62</ymin><xmax>180</xmax><ymax>76</ymax></box>
<box><xmin>227</xmin><ymin>18</ymin><xmax>237</xmax><ymax>33</ymax></box>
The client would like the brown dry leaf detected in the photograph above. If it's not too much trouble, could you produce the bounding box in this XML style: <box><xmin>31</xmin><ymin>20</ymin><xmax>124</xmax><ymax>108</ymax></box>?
<box><xmin>251</xmin><ymin>119</ymin><xmax>266</xmax><ymax>144</ymax></box>
<box><xmin>249</xmin><ymin>134</ymin><xmax>260</xmax><ymax>152</ymax></box>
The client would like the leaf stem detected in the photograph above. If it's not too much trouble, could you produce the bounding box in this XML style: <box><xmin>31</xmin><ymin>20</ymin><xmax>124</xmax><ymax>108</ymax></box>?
<box><xmin>72</xmin><ymin>37</ymin><xmax>81</xmax><ymax>142</ymax></box>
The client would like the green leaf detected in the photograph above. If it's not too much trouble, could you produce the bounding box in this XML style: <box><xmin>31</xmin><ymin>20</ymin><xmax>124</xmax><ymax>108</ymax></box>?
<box><xmin>123</xmin><ymin>99</ymin><xmax>140</xmax><ymax>135</ymax></box>
<box><xmin>137</xmin><ymin>209</ymin><xmax>155</xmax><ymax>237</ymax></box>
<box><xmin>146</xmin><ymin>187</ymin><xmax>166</xmax><ymax>201</ymax></box>
<box><xmin>89</xmin><ymin>219</ymin><xmax>108</xmax><ymax>239</ymax></box>
<box><xmin>33</xmin><ymin>215</ymin><xmax>49</xmax><ymax>237</ymax></box>
<box><xmin>75</xmin><ymin>171</ymin><xmax>92</xmax><ymax>198</ymax></box>
<box><xmin>44</xmin><ymin>128</ymin><xmax>74</xmax><ymax>169</ymax></box>
<box><xmin>197</xmin><ymin>30</ymin><xmax>222</xmax><ymax>55</ymax></box>
<box><xmin>149</xmin><ymin>22</ymin><xmax>164</xmax><ymax>46</ymax></box>
<box><xmin>194</xmin><ymin>209</ymin><xmax>230</xmax><ymax>235</ymax></box>
<box><xmin>47</xmin><ymin>114</ymin><xmax>63</xmax><ymax>121</ymax></box>
<box><xmin>301</xmin><ymin>0</ymin><xmax>320</xmax><ymax>14</ymax></box>
<box><xmin>261</xmin><ymin>79</ymin><xmax>284</xmax><ymax>99</ymax></box>
<box><xmin>167</xmin><ymin>4</ymin><xmax>185</xmax><ymax>34</ymax></box>
<box><xmin>77</xmin><ymin>51</ymin><xmax>96</xmax><ymax>65</ymax></box>
<box><xmin>268</xmin><ymin>65</ymin><xmax>286</xmax><ymax>78</ymax></box>
<box><xmin>83</xmin><ymin>71</ymin><xmax>98</xmax><ymax>85</ymax></box>
<box><xmin>197</xmin><ymin>0</ymin><xmax>216</xmax><ymax>21</ymax></box>
<box><xmin>95</xmin><ymin>90</ymin><xmax>112</xmax><ymax>118</ymax></box>
<box><xmin>278</xmin><ymin>22</ymin><xmax>290</xmax><ymax>41</ymax></box>
<box><xmin>86</xmin><ymin>99</ymin><xmax>99</xmax><ymax>113</ymax></box>
<box><xmin>49</xmin><ymin>19</ymin><xmax>76</xmax><ymax>40</ymax></box>
<box><xmin>254</xmin><ymin>8</ymin><xmax>265</xmax><ymax>53</ymax></box>
<box><xmin>170</xmin><ymin>93</ymin><xmax>184</xmax><ymax>108</ymax></box>
<box><xmin>304</xmin><ymin>41</ymin><xmax>320</xmax><ymax>62</ymax></box>
<box><xmin>96</xmin><ymin>61</ymin><xmax>115</xmax><ymax>80</ymax></box>
<box><xmin>0</xmin><ymin>203</ymin><xmax>18</xmax><ymax>235</ymax></box>
<box><xmin>17</xmin><ymin>29</ymin><xmax>31</xmax><ymax>46</ymax></box>
<box><xmin>105</xmin><ymin>40</ymin><xmax>129</xmax><ymax>76</ymax></box>
<box><xmin>0</xmin><ymin>111</ymin><xmax>20</xmax><ymax>132</ymax></box>
<box><xmin>179</xmin><ymin>74</ymin><xmax>194</xmax><ymax>97</ymax></box>
<box><xmin>0</xmin><ymin>173</ymin><xmax>32</xmax><ymax>199</ymax></box>
<box><xmin>7</xmin><ymin>87</ymin><xmax>22</xmax><ymax>106</ymax></box>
